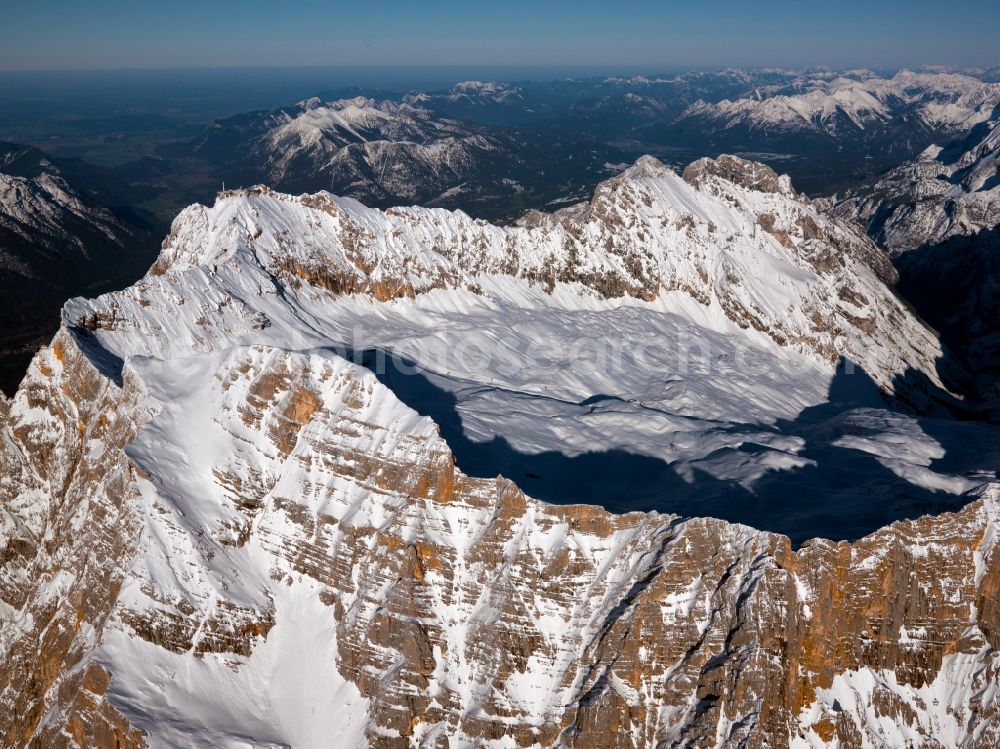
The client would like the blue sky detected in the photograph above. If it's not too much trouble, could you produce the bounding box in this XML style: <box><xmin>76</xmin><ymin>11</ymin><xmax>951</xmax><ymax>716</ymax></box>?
<box><xmin>1</xmin><ymin>0</ymin><xmax>998</xmax><ymax>71</ymax></box>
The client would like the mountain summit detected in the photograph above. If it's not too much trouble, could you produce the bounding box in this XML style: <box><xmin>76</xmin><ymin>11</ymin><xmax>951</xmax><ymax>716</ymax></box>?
<box><xmin>1</xmin><ymin>156</ymin><xmax>999</xmax><ymax>748</ymax></box>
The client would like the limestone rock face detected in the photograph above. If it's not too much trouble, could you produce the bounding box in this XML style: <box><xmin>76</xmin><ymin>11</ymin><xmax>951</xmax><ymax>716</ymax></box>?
<box><xmin>2</xmin><ymin>332</ymin><xmax>998</xmax><ymax>749</ymax></box>
<box><xmin>0</xmin><ymin>331</ymin><xmax>149</xmax><ymax>749</ymax></box>
<box><xmin>1</xmin><ymin>157</ymin><xmax>998</xmax><ymax>748</ymax></box>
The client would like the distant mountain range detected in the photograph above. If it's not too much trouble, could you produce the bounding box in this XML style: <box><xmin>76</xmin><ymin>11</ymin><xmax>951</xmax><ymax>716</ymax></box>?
<box><xmin>0</xmin><ymin>143</ymin><xmax>161</xmax><ymax>393</ymax></box>
<box><xmin>3</xmin><ymin>68</ymin><xmax>1000</xmax><ymax>395</ymax></box>
<box><xmin>3</xmin><ymin>65</ymin><xmax>1000</xmax><ymax>748</ymax></box>
<box><xmin>178</xmin><ymin>94</ymin><xmax>621</xmax><ymax>220</ymax></box>
<box><xmin>189</xmin><ymin>96</ymin><xmax>512</xmax><ymax>204</ymax></box>
<box><xmin>173</xmin><ymin>68</ymin><xmax>1000</xmax><ymax>214</ymax></box>
<box><xmin>678</xmin><ymin>71</ymin><xmax>1000</xmax><ymax>139</ymax></box>
<box><xmin>829</xmin><ymin>115</ymin><xmax>1000</xmax><ymax>417</ymax></box>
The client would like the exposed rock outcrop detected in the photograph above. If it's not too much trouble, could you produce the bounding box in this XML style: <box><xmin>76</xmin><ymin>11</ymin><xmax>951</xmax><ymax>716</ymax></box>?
<box><xmin>831</xmin><ymin>118</ymin><xmax>1000</xmax><ymax>252</ymax></box>
<box><xmin>1</xmin><ymin>156</ymin><xmax>996</xmax><ymax>748</ymax></box>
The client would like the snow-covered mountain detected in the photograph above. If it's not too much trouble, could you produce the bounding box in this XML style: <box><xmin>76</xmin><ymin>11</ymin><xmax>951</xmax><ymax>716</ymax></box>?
<box><xmin>176</xmin><ymin>70</ymin><xmax>1000</xmax><ymax>224</ymax></box>
<box><xmin>0</xmin><ymin>143</ymin><xmax>159</xmax><ymax>394</ymax></box>
<box><xmin>679</xmin><ymin>71</ymin><xmax>1000</xmax><ymax>138</ymax></box>
<box><xmin>831</xmin><ymin>117</ymin><xmax>1000</xmax><ymax>252</ymax></box>
<box><xmin>133</xmin><ymin>154</ymin><xmax>942</xmax><ymax>401</ymax></box>
<box><xmin>190</xmin><ymin>96</ymin><xmax>514</xmax><ymax>207</ymax></box>
<box><xmin>3</xmin><ymin>154</ymin><xmax>1000</xmax><ymax>748</ymax></box>
<box><xmin>186</xmin><ymin>93</ymin><xmax>629</xmax><ymax>221</ymax></box>
<box><xmin>405</xmin><ymin>80</ymin><xmax>525</xmax><ymax>107</ymax></box>
<box><xmin>829</xmin><ymin>118</ymin><xmax>1000</xmax><ymax>418</ymax></box>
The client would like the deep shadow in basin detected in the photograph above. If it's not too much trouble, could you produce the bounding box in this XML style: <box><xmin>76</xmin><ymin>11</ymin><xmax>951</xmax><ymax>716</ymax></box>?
<box><xmin>353</xmin><ymin>349</ymin><xmax>993</xmax><ymax>547</ymax></box>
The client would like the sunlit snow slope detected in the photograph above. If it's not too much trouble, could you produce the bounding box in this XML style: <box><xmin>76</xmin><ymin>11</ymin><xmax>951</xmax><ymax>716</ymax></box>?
<box><xmin>61</xmin><ymin>154</ymin><xmax>992</xmax><ymax>539</ymax></box>
<box><xmin>2</xmin><ymin>155</ymin><xmax>1000</xmax><ymax>749</ymax></box>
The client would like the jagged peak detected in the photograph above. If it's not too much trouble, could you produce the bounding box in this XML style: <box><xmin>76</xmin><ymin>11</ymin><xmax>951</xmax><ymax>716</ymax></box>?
<box><xmin>82</xmin><ymin>150</ymin><xmax>946</xmax><ymax>409</ymax></box>
<box><xmin>616</xmin><ymin>154</ymin><xmax>672</xmax><ymax>181</ymax></box>
<box><xmin>296</xmin><ymin>96</ymin><xmax>323</xmax><ymax>111</ymax></box>
<box><xmin>681</xmin><ymin>154</ymin><xmax>794</xmax><ymax>195</ymax></box>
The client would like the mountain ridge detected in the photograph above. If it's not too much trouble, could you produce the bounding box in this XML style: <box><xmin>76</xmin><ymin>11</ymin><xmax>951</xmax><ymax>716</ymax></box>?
<box><xmin>678</xmin><ymin>71</ymin><xmax>1000</xmax><ymax>138</ymax></box>
<box><xmin>828</xmin><ymin>117</ymin><xmax>1000</xmax><ymax>419</ymax></box>
<box><xmin>0</xmin><ymin>142</ymin><xmax>161</xmax><ymax>395</ymax></box>
<box><xmin>830</xmin><ymin>116</ymin><xmax>1000</xmax><ymax>252</ymax></box>
<box><xmin>1</xmin><ymin>153</ymin><xmax>999</xmax><ymax>748</ymax></box>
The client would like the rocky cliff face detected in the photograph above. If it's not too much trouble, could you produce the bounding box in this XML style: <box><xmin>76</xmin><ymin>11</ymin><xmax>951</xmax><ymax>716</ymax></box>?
<box><xmin>831</xmin><ymin>118</ymin><xmax>1000</xmax><ymax>253</ymax></box>
<box><xmin>1</xmin><ymin>156</ymin><xmax>998</xmax><ymax>748</ymax></box>
<box><xmin>829</xmin><ymin>119</ymin><xmax>1000</xmax><ymax>418</ymax></box>
<box><xmin>3</xmin><ymin>330</ymin><xmax>999</xmax><ymax>749</ymax></box>
<box><xmin>0</xmin><ymin>330</ymin><xmax>150</xmax><ymax>749</ymax></box>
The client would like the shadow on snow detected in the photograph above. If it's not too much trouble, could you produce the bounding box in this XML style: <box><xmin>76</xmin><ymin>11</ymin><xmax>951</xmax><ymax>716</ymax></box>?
<box><xmin>351</xmin><ymin>349</ymin><xmax>998</xmax><ymax>547</ymax></box>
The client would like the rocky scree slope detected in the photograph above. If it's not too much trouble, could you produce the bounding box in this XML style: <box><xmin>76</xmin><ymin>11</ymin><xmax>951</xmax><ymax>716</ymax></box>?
<box><xmin>1</xmin><ymin>156</ymin><xmax>997</xmax><ymax>748</ymax></box>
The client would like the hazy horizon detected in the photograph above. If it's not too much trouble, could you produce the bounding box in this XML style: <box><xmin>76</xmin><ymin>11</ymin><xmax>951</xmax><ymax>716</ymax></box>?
<box><xmin>0</xmin><ymin>62</ymin><xmax>994</xmax><ymax>76</ymax></box>
<box><xmin>3</xmin><ymin>0</ymin><xmax>999</xmax><ymax>72</ymax></box>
